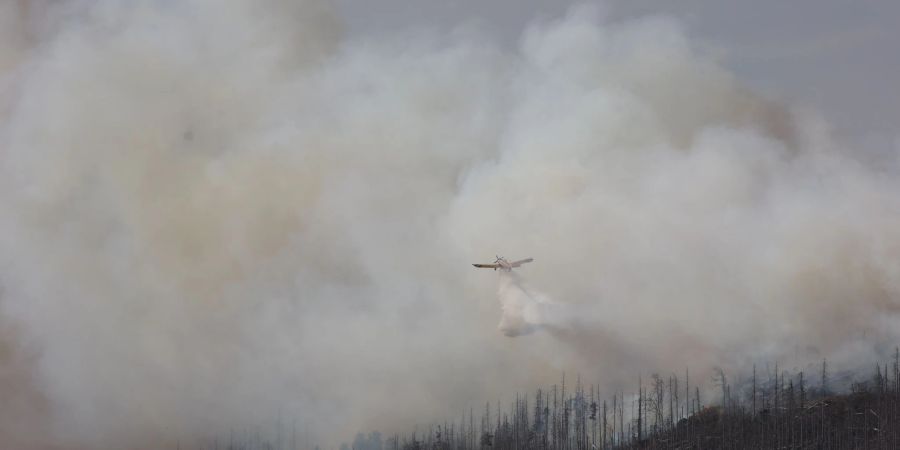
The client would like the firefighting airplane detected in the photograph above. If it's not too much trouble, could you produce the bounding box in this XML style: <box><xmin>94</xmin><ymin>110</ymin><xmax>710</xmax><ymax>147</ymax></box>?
<box><xmin>472</xmin><ymin>256</ymin><xmax>534</xmax><ymax>272</ymax></box>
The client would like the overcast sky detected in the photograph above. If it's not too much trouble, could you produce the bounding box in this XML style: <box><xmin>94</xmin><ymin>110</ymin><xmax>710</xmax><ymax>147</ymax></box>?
<box><xmin>335</xmin><ymin>0</ymin><xmax>899</xmax><ymax>149</ymax></box>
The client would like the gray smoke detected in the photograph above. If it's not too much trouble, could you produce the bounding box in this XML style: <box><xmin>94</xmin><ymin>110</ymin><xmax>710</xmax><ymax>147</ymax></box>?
<box><xmin>1</xmin><ymin>1</ymin><xmax>899</xmax><ymax>448</ymax></box>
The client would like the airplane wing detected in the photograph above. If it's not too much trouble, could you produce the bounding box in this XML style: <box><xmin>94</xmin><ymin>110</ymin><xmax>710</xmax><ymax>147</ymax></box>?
<box><xmin>510</xmin><ymin>258</ymin><xmax>533</xmax><ymax>267</ymax></box>
<box><xmin>473</xmin><ymin>263</ymin><xmax>500</xmax><ymax>269</ymax></box>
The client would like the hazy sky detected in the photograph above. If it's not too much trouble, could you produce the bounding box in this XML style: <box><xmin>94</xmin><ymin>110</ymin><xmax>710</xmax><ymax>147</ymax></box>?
<box><xmin>3</xmin><ymin>1</ymin><xmax>900</xmax><ymax>447</ymax></box>
<box><xmin>335</xmin><ymin>0</ymin><xmax>900</xmax><ymax>145</ymax></box>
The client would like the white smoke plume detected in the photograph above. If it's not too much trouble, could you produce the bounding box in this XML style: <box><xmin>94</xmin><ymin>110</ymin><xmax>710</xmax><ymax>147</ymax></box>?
<box><xmin>1</xmin><ymin>1</ymin><xmax>900</xmax><ymax>448</ymax></box>
<box><xmin>495</xmin><ymin>270</ymin><xmax>563</xmax><ymax>337</ymax></box>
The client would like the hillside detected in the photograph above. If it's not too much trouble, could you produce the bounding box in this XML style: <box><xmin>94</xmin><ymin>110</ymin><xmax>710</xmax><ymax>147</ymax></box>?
<box><xmin>354</xmin><ymin>356</ymin><xmax>900</xmax><ymax>450</ymax></box>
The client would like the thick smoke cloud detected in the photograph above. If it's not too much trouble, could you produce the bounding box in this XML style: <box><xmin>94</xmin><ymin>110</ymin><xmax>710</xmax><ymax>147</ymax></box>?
<box><xmin>1</xmin><ymin>1</ymin><xmax>899</xmax><ymax>448</ymax></box>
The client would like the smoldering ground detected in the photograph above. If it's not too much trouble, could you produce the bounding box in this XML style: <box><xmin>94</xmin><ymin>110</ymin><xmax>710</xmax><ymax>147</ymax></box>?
<box><xmin>1</xmin><ymin>1</ymin><xmax>900</xmax><ymax>448</ymax></box>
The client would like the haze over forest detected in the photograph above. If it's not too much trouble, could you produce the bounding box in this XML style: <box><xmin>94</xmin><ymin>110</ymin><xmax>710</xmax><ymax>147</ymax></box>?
<box><xmin>1</xmin><ymin>1</ymin><xmax>899</xmax><ymax>448</ymax></box>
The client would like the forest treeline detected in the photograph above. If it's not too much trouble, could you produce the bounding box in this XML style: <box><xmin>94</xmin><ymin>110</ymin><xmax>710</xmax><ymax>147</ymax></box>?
<box><xmin>348</xmin><ymin>349</ymin><xmax>900</xmax><ymax>450</ymax></box>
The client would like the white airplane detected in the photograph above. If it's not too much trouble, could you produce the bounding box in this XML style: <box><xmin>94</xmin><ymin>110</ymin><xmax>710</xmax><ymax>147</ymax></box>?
<box><xmin>473</xmin><ymin>256</ymin><xmax>533</xmax><ymax>272</ymax></box>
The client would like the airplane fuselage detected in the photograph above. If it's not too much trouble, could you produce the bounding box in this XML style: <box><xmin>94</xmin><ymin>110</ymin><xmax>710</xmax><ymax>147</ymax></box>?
<box><xmin>472</xmin><ymin>256</ymin><xmax>533</xmax><ymax>272</ymax></box>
